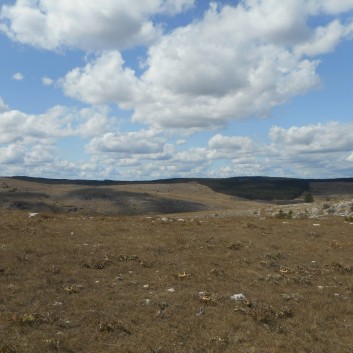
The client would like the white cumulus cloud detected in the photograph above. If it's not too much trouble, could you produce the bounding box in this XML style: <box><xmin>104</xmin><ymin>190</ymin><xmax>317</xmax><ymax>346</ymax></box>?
<box><xmin>42</xmin><ymin>76</ymin><xmax>54</xmax><ymax>86</ymax></box>
<box><xmin>61</xmin><ymin>1</ymin><xmax>345</xmax><ymax>130</ymax></box>
<box><xmin>0</xmin><ymin>144</ymin><xmax>25</xmax><ymax>164</ymax></box>
<box><xmin>0</xmin><ymin>103</ymin><xmax>116</xmax><ymax>145</ymax></box>
<box><xmin>86</xmin><ymin>130</ymin><xmax>165</xmax><ymax>155</ymax></box>
<box><xmin>61</xmin><ymin>51</ymin><xmax>141</xmax><ymax>107</ymax></box>
<box><xmin>12</xmin><ymin>72</ymin><xmax>24</xmax><ymax>80</ymax></box>
<box><xmin>0</xmin><ymin>0</ymin><xmax>195</xmax><ymax>51</ymax></box>
<box><xmin>1</xmin><ymin>1</ymin><xmax>353</xmax><ymax>180</ymax></box>
<box><xmin>294</xmin><ymin>20</ymin><xmax>353</xmax><ymax>57</ymax></box>
<box><xmin>269</xmin><ymin>122</ymin><xmax>353</xmax><ymax>153</ymax></box>
<box><xmin>314</xmin><ymin>0</ymin><xmax>353</xmax><ymax>14</ymax></box>
<box><xmin>5</xmin><ymin>1</ymin><xmax>353</xmax><ymax>131</ymax></box>
<box><xmin>208</xmin><ymin>134</ymin><xmax>254</xmax><ymax>151</ymax></box>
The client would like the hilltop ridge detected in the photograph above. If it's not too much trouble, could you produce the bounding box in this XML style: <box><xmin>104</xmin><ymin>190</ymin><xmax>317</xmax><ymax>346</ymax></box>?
<box><xmin>9</xmin><ymin>175</ymin><xmax>353</xmax><ymax>201</ymax></box>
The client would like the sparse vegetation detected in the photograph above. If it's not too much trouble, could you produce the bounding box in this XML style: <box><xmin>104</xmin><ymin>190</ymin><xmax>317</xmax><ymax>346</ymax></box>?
<box><xmin>9</xmin><ymin>176</ymin><xmax>315</xmax><ymax>201</ymax></box>
<box><xmin>275</xmin><ymin>209</ymin><xmax>293</xmax><ymax>219</ymax></box>
<box><xmin>1</xmin><ymin>177</ymin><xmax>353</xmax><ymax>352</ymax></box>
<box><xmin>304</xmin><ymin>193</ymin><xmax>314</xmax><ymax>203</ymax></box>
<box><xmin>200</xmin><ymin>177</ymin><xmax>310</xmax><ymax>200</ymax></box>
<box><xmin>1</xmin><ymin>209</ymin><xmax>353</xmax><ymax>353</ymax></box>
<box><xmin>345</xmin><ymin>215</ymin><xmax>353</xmax><ymax>222</ymax></box>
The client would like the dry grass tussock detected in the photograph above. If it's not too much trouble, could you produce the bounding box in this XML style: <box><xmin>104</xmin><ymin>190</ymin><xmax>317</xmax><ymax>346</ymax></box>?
<box><xmin>1</xmin><ymin>210</ymin><xmax>353</xmax><ymax>352</ymax></box>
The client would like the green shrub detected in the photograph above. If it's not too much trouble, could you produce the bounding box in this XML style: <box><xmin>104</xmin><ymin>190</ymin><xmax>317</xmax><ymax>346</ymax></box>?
<box><xmin>275</xmin><ymin>209</ymin><xmax>293</xmax><ymax>219</ymax></box>
<box><xmin>304</xmin><ymin>193</ymin><xmax>314</xmax><ymax>203</ymax></box>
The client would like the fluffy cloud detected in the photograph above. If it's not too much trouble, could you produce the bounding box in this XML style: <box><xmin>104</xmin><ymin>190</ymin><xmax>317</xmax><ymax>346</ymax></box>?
<box><xmin>313</xmin><ymin>0</ymin><xmax>353</xmax><ymax>14</ymax></box>
<box><xmin>173</xmin><ymin>122</ymin><xmax>353</xmax><ymax>178</ymax></box>
<box><xmin>86</xmin><ymin>130</ymin><xmax>165</xmax><ymax>155</ymax></box>
<box><xmin>60</xmin><ymin>0</ymin><xmax>353</xmax><ymax>130</ymax></box>
<box><xmin>1</xmin><ymin>1</ymin><xmax>353</xmax><ymax>180</ymax></box>
<box><xmin>0</xmin><ymin>0</ymin><xmax>194</xmax><ymax>51</ymax></box>
<box><xmin>269</xmin><ymin>122</ymin><xmax>353</xmax><ymax>153</ymax></box>
<box><xmin>0</xmin><ymin>100</ymin><xmax>124</xmax><ymax>177</ymax></box>
<box><xmin>0</xmin><ymin>143</ymin><xmax>57</xmax><ymax>166</ymax></box>
<box><xmin>5</xmin><ymin>1</ymin><xmax>353</xmax><ymax>130</ymax></box>
<box><xmin>12</xmin><ymin>72</ymin><xmax>24</xmax><ymax>80</ymax></box>
<box><xmin>81</xmin><ymin>122</ymin><xmax>353</xmax><ymax>180</ymax></box>
<box><xmin>294</xmin><ymin>20</ymin><xmax>353</xmax><ymax>56</ymax></box>
<box><xmin>42</xmin><ymin>76</ymin><xmax>54</xmax><ymax>86</ymax></box>
<box><xmin>1</xmin><ymin>119</ymin><xmax>352</xmax><ymax>179</ymax></box>
<box><xmin>61</xmin><ymin>51</ymin><xmax>141</xmax><ymax>107</ymax></box>
<box><xmin>243</xmin><ymin>0</ymin><xmax>353</xmax><ymax>17</ymax></box>
<box><xmin>0</xmin><ymin>144</ymin><xmax>25</xmax><ymax>164</ymax></box>
<box><xmin>253</xmin><ymin>122</ymin><xmax>353</xmax><ymax>177</ymax></box>
<box><xmin>0</xmin><ymin>103</ymin><xmax>116</xmax><ymax>145</ymax></box>
<box><xmin>208</xmin><ymin>134</ymin><xmax>254</xmax><ymax>151</ymax></box>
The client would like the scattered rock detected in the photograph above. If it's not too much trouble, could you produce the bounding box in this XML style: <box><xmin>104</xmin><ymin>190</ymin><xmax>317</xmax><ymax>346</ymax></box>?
<box><xmin>230</xmin><ymin>293</ymin><xmax>246</xmax><ymax>301</ymax></box>
<box><xmin>281</xmin><ymin>293</ymin><xmax>303</xmax><ymax>301</ymax></box>
<box><xmin>119</xmin><ymin>254</ymin><xmax>139</xmax><ymax>261</ymax></box>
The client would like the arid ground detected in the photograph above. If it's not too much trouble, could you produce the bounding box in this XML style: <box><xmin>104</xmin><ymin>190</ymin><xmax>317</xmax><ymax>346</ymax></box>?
<box><xmin>1</xmin><ymin>177</ymin><xmax>353</xmax><ymax>353</ymax></box>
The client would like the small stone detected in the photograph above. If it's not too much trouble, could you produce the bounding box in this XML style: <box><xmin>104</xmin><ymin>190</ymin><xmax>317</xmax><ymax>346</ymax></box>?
<box><xmin>230</xmin><ymin>293</ymin><xmax>246</xmax><ymax>301</ymax></box>
<box><xmin>53</xmin><ymin>301</ymin><xmax>63</xmax><ymax>306</ymax></box>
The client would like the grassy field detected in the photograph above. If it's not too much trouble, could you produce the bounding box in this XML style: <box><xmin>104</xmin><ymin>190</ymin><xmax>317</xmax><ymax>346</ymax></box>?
<box><xmin>11</xmin><ymin>176</ymin><xmax>353</xmax><ymax>201</ymax></box>
<box><xmin>1</xmin><ymin>209</ymin><xmax>353</xmax><ymax>353</ymax></box>
<box><xmin>0</xmin><ymin>177</ymin><xmax>263</xmax><ymax>215</ymax></box>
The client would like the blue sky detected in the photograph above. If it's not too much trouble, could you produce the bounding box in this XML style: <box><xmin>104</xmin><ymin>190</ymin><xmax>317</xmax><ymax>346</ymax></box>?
<box><xmin>1</xmin><ymin>0</ymin><xmax>353</xmax><ymax>180</ymax></box>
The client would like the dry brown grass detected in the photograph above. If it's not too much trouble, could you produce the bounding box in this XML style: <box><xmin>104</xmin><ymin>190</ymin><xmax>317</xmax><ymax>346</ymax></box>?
<box><xmin>1</xmin><ymin>209</ymin><xmax>353</xmax><ymax>352</ymax></box>
<box><xmin>0</xmin><ymin>177</ymin><xmax>263</xmax><ymax>216</ymax></box>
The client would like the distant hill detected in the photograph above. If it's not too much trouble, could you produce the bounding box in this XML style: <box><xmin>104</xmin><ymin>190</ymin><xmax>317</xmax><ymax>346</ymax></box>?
<box><xmin>9</xmin><ymin>176</ymin><xmax>353</xmax><ymax>201</ymax></box>
<box><xmin>199</xmin><ymin>177</ymin><xmax>310</xmax><ymax>200</ymax></box>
